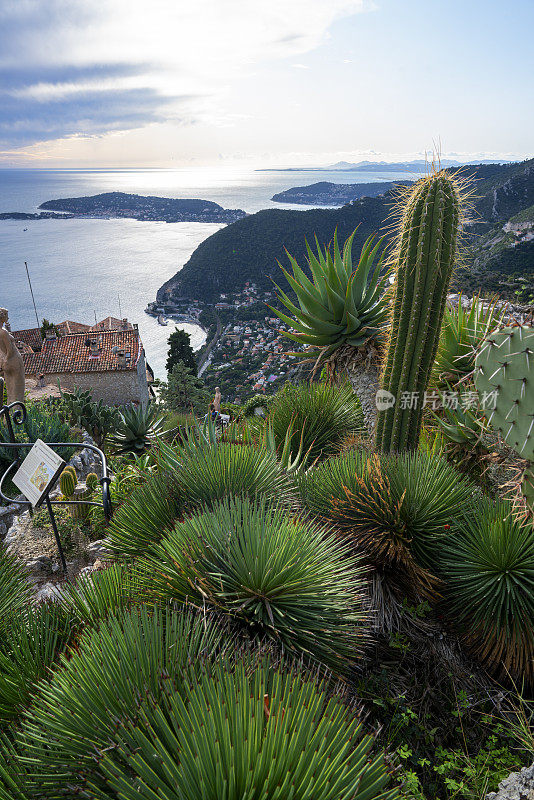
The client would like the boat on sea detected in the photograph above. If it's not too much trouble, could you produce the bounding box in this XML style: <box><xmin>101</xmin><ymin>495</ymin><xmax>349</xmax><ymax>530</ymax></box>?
<box><xmin>157</xmin><ymin>315</ymin><xmax>168</xmax><ymax>326</ymax></box>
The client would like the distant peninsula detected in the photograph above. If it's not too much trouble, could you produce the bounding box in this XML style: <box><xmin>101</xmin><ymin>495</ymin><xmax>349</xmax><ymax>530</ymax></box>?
<box><xmin>272</xmin><ymin>179</ymin><xmax>413</xmax><ymax>206</ymax></box>
<box><xmin>0</xmin><ymin>211</ymin><xmax>75</xmax><ymax>221</ymax></box>
<box><xmin>37</xmin><ymin>192</ymin><xmax>247</xmax><ymax>223</ymax></box>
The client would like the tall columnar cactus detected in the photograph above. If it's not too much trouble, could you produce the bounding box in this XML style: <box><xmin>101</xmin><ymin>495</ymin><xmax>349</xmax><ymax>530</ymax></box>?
<box><xmin>474</xmin><ymin>325</ymin><xmax>534</xmax><ymax>515</ymax></box>
<box><xmin>375</xmin><ymin>170</ymin><xmax>467</xmax><ymax>452</ymax></box>
<box><xmin>59</xmin><ymin>468</ymin><xmax>76</xmax><ymax>498</ymax></box>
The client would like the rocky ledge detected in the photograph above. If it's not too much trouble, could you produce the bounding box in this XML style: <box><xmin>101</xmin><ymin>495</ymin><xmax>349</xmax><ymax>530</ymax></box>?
<box><xmin>487</xmin><ymin>763</ymin><xmax>534</xmax><ymax>800</ymax></box>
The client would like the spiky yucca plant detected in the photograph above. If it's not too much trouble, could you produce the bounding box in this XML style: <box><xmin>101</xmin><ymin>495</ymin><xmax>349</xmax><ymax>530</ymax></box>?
<box><xmin>0</xmin><ymin>551</ymin><xmax>31</xmax><ymax>622</ymax></box>
<box><xmin>0</xmin><ymin>605</ymin><xmax>71</xmax><ymax>721</ymax></box>
<box><xmin>0</xmin><ymin>733</ymin><xmax>31</xmax><ymax>800</ymax></box>
<box><xmin>432</xmin><ymin>295</ymin><xmax>504</xmax><ymax>389</ymax></box>
<box><xmin>96</xmin><ymin>658</ymin><xmax>397</xmax><ymax>800</ymax></box>
<box><xmin>147</xmin><ymin>496</ymin><xmax>365</xmax><ymax>672</ymax></box>
<box><xmin>176</xmin><ymin>442</ymin><xmax>294</xmax><ymax>511</ymax></box>
<box><xmin>440</xmin><ymin>500</ymin><xmax>534</xmax><ymax>684</ymax></box>
<box><xmin>269</xmin><ymin>381</ymin><xmax>364</xmax><ymax>465</ymax></box>
<box><xmin>298</xmin><ymin>450</ymin><xmax>475</xmax><ymax>600</ymax></box>
<box><xmin>108</xmin><ymin>441</ymin><xmax>293</xmax><ymax>561</ymax></box>
<box><xmin>430</xmin><ymin>398</ymin><xmax>491</xmax><ymax>481</ymax></box>
<box><xmin>107</xmin><ymin>469</ymin><xmax>184</xmax><ymax>559</ymax></box>
<box><xmin>19</xmin><ymin>606</ymin><xmax>224</xmax><ymax>796</ymax></box>
<box><xmin>59</xmin><ymin>561</ymin><xmax>151</xmax><ymax>626</ymax></box>
<box><xmin>270</xmin><ymin>230</ymin><xmax>390</xmax><ymax>422</ymax></box>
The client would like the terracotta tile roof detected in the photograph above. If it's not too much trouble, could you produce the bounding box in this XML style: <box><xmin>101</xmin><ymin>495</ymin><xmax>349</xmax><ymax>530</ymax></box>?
<box><xmin>12</xmin><ymin>327</ymin><xmax>43</xmax><ymax>352</ymax></box>
<box><xmin>58</xmin><ymin>320</ymin><xmax>92</xmax><ymax>335</ymax></box>
<box><xmin>90</xmin><ymin>317</ymin><xmax>133</xmax><ymax>332</ymax></box>
<box><xmin>23</xmin><ymin>329</ymin><xmax>141</xmax><ymax>375</ymax></box>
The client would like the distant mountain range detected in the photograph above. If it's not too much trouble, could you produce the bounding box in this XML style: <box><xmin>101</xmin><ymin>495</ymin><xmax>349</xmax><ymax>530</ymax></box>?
<box><xmin>157</xmin><ymin>159</ymin><xmax>534</xmax><ymax>304</ymax></box>
<box><xmin>327</xmin><ymin>158</ymin><xmax>513</xmax><ymax>171</ymax></box>
<box><xmin>258</xmin><ymin>158</ymin><xmax>513</xmax><ymax>173</ymax></box>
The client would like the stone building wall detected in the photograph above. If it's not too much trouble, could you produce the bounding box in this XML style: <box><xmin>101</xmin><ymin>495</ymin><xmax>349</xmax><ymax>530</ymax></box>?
<box><xmin>35</xmin><ymin>369</ymin><xmax>145</xmax><ymax>405</ymax></box>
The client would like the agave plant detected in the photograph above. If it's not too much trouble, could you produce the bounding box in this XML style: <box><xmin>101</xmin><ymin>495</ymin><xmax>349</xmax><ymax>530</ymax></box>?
<box><xmin>0</xmin><ymin>605</ymin><xmax>72</xmax><ymax>721</ymax></box>
<box><xmin>18</xmin><ymin>606</ymin><xmax>224</xmax><ymax>796</ymax></box>
<box><xmin>298</xmin><ymin>450</ymin><xmax>475</xmax><ymax>601</ymax></box>
<box><xmin>96</xmin><ymin>658</ymin><xmax>396</xmax><ymax>800</ymax></box>
<box><xmin>268</xmin><ymin>381</ymin><xmax>364</xmax><ymax>465</ymax></box>
<box><xmin>270</xmin><ymin>229</ymin><xmax>390</xmax><ymax>360</ymax></box>
<box><xmin>440</xmin><ymin>499</ymin><xmax>534</xmax><ymax>684</ymax></box>
<box><xmin>110</xmin><ymin>403</ymin><xmax>166</xmax><ymax>455</ymax></box>
<box><xmin>431</xmin><ymin>294</ymin><xmax>504</xmax><ymax>388</ymax></box>
<box><xmin>147</xmin><ymin>495</ymin><xmax>366</xmax><ymax>672</ymax></box>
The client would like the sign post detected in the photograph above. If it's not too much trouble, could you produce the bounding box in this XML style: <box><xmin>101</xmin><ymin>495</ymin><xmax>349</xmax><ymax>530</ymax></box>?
<box><xmin>13</xmin><ymin>439</ymin><xmax>68</xmax><ymax>573</ymax></box>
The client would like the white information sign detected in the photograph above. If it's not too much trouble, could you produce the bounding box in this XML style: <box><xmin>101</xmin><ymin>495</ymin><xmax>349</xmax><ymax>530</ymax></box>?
<box><xmin>12</xmin><ymin>439</ymin><xmax>66</xmax><ymax>508</ymax></box>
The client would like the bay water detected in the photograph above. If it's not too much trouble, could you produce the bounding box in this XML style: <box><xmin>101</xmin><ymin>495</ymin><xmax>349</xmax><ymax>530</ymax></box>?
<box><xmin>0</xmin><ymin>166</ymin><xmax>413</xmax><ymax>377</ymax></box>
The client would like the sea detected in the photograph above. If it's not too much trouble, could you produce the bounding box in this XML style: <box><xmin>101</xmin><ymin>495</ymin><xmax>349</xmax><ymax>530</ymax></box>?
<box><xmin>0</xmin><ymin>166</ymin><xmax>417</xmax><ymax>377</ymax></box>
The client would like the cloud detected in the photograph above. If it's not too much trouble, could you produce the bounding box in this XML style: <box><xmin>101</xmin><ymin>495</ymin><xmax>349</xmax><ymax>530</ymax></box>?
<box><xmin>0</xmin><ymin>0</ymin><xmax>368</xmax><ymax>148</ymax></box>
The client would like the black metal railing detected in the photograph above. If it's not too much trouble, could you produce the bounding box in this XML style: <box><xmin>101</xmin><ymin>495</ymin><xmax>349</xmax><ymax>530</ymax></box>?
<box><xmin>0</xmin><ymin>377</ymin><xmax>113</xmax><ymax>572</ymax></box>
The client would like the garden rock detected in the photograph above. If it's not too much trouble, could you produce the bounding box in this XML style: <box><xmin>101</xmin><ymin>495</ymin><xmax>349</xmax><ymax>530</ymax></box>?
<box><xmin>70</xmin><ymin>455</ymin><xmax>84</xmax><ymax>473</ymax></box>
<box><xmin>86</xmin><ymin>539</ymin><xmax>108</xmax><ymax>560</ymax></box>
<box><xmin>486</xmin><ymin>763</ymin><xmax>534</xmax><ymax>800</ymax></box>
<box><xmin>35</xmin><ymin>582</ymin><xmax>62</xmax><ymax>603</ymax></box>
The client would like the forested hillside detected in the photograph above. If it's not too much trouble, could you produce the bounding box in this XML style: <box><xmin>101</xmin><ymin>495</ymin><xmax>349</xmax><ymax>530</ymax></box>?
<box><xmin>157</xmin><ymin>159</ymin><xmax>534</xmax><ymax>304</ymax></box>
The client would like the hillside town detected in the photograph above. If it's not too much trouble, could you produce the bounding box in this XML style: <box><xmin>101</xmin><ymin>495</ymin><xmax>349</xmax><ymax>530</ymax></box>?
<box><xmin>148</xmin><ymin>282</ymin><xmax>307</xmax><ymax>401</ymax></box>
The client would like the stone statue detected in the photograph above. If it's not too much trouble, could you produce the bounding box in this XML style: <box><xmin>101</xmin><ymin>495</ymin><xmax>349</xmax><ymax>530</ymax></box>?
<box><xmin>0</xmin><ymin>309</ymin><xmax>25</xmax><ymax>405</ymax></box>
<box><xmin>213</xmin><ymin>386</ymin><xmax>222</xmax><ymax>414</ymax></box>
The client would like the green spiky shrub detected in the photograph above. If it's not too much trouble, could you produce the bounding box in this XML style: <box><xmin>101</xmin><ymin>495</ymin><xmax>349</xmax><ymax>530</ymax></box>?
<box><xmin>146</xmin><ymin>496</ymin><xmax>365</xmax><ymax>672</ymax></box>
<box><xmin>106</xmin><ymin>469</ymin><xmax>184</xmax><ymax>559</ymax></box>
<box><xmin>376</xmin><ymin>170</ymin><xmax>468</xmax><ymax>452</ymax></box>
<box><xmin>270</xmin><ymin>230</ymin><xmax>391</xmax><ymax>366</ymax></box>
<box><xmin>107</xmin><ymin>442</ymin><xmax>293</xmax><ymax>560</ymax></box>
<box><xmin>0</xmin><ymin>402</ymin><xmax>75</xmax><ymax>473</ymax></box>
<box><xmin>95</xmin><ymin>658</ymin><xmax>397</xmax><ymax>800</ymax></box>
<box><xmin>440</xmin><ymin>499</ymin><xmax>534</xmax><ymax>684</ymax></box>
<box><xmin>0</xmin><ymin>550</ymin><xmax>31</xmax><ymax>621</ymax></box>
<box><xmin>432</xmin><ymin>295</ymin><xmax>503</xmax><ymax>388</ymax></box>
<box><xmin>110</xmin><ymin>403</ymin><xmax>166</xmax><ymax>455</ymax></box>
<box><xmin>429</xmin><ymin>394</ymin><xmax>491</xmax><ymax>481</ymax></box>
<box><xmin>59</xmin><ymin>561</ymin><xmax>151</xmax><ymax>627</ymax></box>
<box><xmin>474</xmin><ymin>325</ymin><xmax>534</xmax><ymax>515</ymax></box>
<box><xmin>0</xmin><ymin>733</ymin><xmax>31</xmax><ymax>800</ymax></box>
<box><xmin>59</xmin><ymin>467</ymin><xmax>76</xmax><ymax>498</ymax></box>
<box><xmin>0</xmin><ymin>604</ymin><xmax>71</xmax><ymax>721</ymax></box>
<box><xmin>268</xmin><ymin>381</ymin><xmax>364</xmax><ymax>465</ymax></box>
<box><xmin>18</xmin><ymin>606</ymin><xmax>224</xmax><ymax>796</ymax></box>
<box><xmin>298</xmin><ymin>450</ymin><xmax>475</xmax><ymax>600</ymax></box>
<box><xmin>176</xmin><ymin>443</ymin><xmax>293</xmax><ymax>510</ymax></box>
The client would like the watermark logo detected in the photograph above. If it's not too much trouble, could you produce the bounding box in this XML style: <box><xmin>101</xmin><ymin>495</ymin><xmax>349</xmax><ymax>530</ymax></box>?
<box><xmin>375</xmin><ymin>389</ymin><xmax>396</xmax><ymax>411</ymax></box>
<box><xmin>374</xmin><ymin>389</ymin><xmax>497</xmax><ymax>412</ymax></box>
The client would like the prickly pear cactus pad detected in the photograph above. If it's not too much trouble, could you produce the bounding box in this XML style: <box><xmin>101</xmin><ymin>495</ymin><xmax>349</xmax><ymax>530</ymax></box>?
<box><xmin>474</xmin><ymin>325</ymin><xmax>534</xmax><ymax>460</ymax></box>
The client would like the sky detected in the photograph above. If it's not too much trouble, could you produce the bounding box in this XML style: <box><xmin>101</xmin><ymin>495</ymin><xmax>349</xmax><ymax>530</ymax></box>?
<box><xmin>0</xmin><ymin>0</ymin><xmax>532</xmax><ymax>168</ymax></box>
